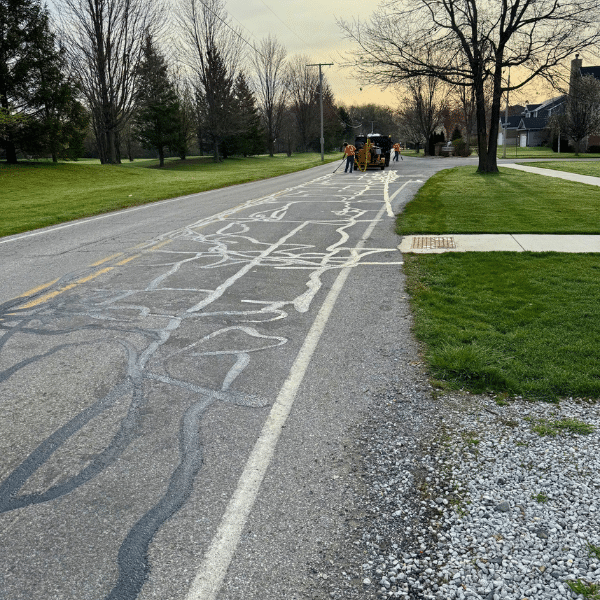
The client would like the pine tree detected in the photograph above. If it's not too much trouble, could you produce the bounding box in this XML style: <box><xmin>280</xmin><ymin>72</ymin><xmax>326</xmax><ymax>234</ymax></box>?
<box><xmin>0</xmin><ymin>0</ymin><xmax>85</xmax><ymax>162</ymax></box>
<box><xmin>222</xmin><ymin>73</ymin><xmax>264</xmax><ymax>157</ymax></box>
<box><xmin>197</xmin><ymin>43</ymin><xmax>236</xmax><ymax>162</ymax></box>
<box><xmin>133</xmin><ymin>35</ymin><xmax>180</xmax><ymax>167</ymax></box>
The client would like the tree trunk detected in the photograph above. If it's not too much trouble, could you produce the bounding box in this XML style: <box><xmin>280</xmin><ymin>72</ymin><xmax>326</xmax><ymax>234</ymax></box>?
<box><xmin>474</xmin><ymin>77</ymin><xmax>498</xmax><ymax>173</ymax></box>
<box><xmin>5</xmin><ymin>142</ymin><xmax>18</xmax><ymax>164</ymax></box>
<box><xmin>158</xmin><ymin>147</ymin><xmax>165</xmax><ymax>167</ymax></box>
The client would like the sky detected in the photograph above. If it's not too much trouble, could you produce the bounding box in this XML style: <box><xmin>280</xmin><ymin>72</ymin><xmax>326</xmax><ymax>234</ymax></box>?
<box><xmin>223</xmin><ymin>0</ymin><xmax>399</xmax><ymax>107</ymax></box>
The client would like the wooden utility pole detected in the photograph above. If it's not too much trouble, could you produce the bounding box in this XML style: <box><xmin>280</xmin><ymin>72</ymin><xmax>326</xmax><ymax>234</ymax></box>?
<box><xmin>307</xmin><ymin>63</ymin><xmax>334</xmax><ymax>161</ymax></box>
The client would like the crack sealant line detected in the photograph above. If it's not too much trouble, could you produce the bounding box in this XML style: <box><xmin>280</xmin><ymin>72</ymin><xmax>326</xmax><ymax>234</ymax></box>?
<box><xmin>186</xmin><ymin>221</ymin><xmax>309</xmax><ymax>313</ymax></box>
<box><xmin>184</xmin><ymin>202</ymin><xmax>389</xmax><ymax>600</ymax></box>
<box><xmin>510</xmin><ymin>234</ymin><xmax>526</xmax><ymax>251</ymax></box>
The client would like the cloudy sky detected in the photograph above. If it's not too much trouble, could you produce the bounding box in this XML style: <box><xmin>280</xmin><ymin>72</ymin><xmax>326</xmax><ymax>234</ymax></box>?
<box><xmin>224</xmin><ymin>0</ymin><xmax>399</xmax><ymax>107</ymax></box>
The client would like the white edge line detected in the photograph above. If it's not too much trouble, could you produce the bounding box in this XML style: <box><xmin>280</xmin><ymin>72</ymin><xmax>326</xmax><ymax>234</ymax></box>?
<box><xmin>184</xmin><ymin>203</ymin><xmax>389</xmax><ymax>600</ymax></box>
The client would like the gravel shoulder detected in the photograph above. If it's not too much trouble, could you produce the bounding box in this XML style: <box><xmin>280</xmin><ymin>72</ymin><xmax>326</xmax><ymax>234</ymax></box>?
<box><xmin>309</xmin><ymin>363</ymin><xmax>600</xmax><ymax>600</ymax></box>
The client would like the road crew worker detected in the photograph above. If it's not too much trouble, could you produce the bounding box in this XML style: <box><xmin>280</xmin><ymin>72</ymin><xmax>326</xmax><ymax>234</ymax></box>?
<box><xmin>342</xmin><ymin>142</ymin><xmax>356</xmax><ymax>173</ymax></box>
<box><xmin>393</xmin><ymin>142</ymin><xmax>401</xmax><ymax>161</ymax></box>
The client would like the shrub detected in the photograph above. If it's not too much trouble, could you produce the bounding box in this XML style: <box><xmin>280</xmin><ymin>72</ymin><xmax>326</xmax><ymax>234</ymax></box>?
<box><xmin>587</xmin><ymin>145</ymin><xmax>600</xmax><ymax>153</ymax></box>
<box><xmin>452</xmin><ymin>138</ymin><xmax>471</xmax><ymax>157</ymax></box>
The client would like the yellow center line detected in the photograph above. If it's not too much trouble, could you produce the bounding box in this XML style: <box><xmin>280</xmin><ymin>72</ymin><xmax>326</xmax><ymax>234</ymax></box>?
<box><xmin>17</xmin><ymin>278</ymin><xmax>60</xmax><ymax>298</ymax></box>
<box><xmin>147</xmin><ymin>239</ymin><xmax>173</xmax><ymax>251</ymax></box>
<box><xmin>12</xmin><ymin>239</ymin><xmax>175</xmax><ymax>311</ymax></box>
<box><xmin>90</xmin><ymin>253</ymin><xmax>124</xmax><ymax>267</ymax></box>
<box><xmin>18</xmin><ymin>267</ymin><xmax>115</xmax><ymax>309</ymax></box>
<box><xmin>115</xmin><ymin>254</ymin><xmax>142</xmax><ymax>266</ymax></box>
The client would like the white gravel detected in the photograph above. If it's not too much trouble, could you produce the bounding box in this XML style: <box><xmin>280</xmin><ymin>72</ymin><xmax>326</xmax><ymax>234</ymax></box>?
<box><xmin>358</xmin><ymin>392</ymin><xmax>600</xmax><ymax>600</ymax></box>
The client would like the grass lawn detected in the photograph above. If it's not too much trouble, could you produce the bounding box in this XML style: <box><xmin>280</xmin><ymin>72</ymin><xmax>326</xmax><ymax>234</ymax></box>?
<box><xmin>404</xmin><ymin>253</ymin><xmax>600</xmax><ymax>401</ymax></box>
<box><xmin>524</xmin><ymin>160</ymin><xmax>600</xmax><ymax>177</ymax></box>
<box><xmin>498</xmin><ymin>145</ymin><xmax>600</xmax><ymax>159</ymax></box>
<box><xmin>398</xmin><ymin>166</ymin><xmax>600</xmax><ymax>401</ymax></box>
<box><xmin>397</xmin><ymin>166</ymin><xmax>600</xmax><ymax>234</ymax></box>
<box><xmin>0</xmin><ymin>153</ymin><xmax>339</xmax><ymax>237</ymax></box>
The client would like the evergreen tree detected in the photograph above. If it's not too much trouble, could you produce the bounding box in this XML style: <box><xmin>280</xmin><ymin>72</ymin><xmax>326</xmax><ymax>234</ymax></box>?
<box><xmin>133</xmin><ymin>35</ymin><xmax>180</xmax><ymax>167</ymax></box>
<box><xmin>234</xmin><ymin>73</ymin><xmax>264</xmax><ymax>156</ymax></box>
<box><xmin>197</xmin><ymin>43</ymin><xmax>236</xmax><ymax>162</ymax></box>
<box><xmin>0</xmin><ymin>0</ymin><xmax>85</xmax><ymax>162</ymax></box>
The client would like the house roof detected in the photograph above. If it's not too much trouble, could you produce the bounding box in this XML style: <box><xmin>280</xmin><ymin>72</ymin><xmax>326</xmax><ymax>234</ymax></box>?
<box><xmin>518</xmin><ymin>117</ymin><xmax>548</xmax><ymax>130</ymax></box>
<box><xmin>500</xmin><ymin>115</ymin><xmax>522</xmax><ymax>129</ymax></box>
<box><xmin>581</xmin><ymin>66</ymin><xmax>600</xmax><ymax>80</ymax></box>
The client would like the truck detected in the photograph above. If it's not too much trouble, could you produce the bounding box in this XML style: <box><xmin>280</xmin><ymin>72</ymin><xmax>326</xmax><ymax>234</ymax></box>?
<box><xmin>354</xmin><ymin>134</ymin><xmax>392</xmax><ymax>171</ymax></box>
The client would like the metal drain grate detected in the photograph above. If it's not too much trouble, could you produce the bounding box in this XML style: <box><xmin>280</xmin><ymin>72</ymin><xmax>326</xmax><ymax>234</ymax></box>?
<box><xmin>411</xmin><ymin>236</ymin><xmax>456</xmax><ymax>250</ymax></box>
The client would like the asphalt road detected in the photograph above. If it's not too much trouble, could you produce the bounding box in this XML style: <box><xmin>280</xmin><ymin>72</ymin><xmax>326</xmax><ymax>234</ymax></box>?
<box><xmin>0</xmin><ymin>156</ymin><xmax>475</xmax><ymax>600</ymax></box>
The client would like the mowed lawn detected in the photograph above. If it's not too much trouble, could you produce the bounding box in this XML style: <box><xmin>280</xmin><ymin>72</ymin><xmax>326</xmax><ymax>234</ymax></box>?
<box><xmin>397</xmin><ymin>166</ymin><xmax>600</xmax><ymax>234</ymax></box>
<box><xmin>397</xmin><ymin>166</ymin><xmax>600</xmax><ymax>401</ymax></box>
<box><xmin>0</xmin><ymin>153</ymin><xmax>339</xmax><ymax>237</ymax></box>
<box><xmin>524</xmin><ymin>160</ymin><xmax>600</xmax><ymax>178</ymax></box>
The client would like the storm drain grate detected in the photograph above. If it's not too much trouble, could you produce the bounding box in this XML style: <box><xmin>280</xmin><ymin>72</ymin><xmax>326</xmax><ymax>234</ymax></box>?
<box><xmin>411</xmin><ymin>236</ymin><xmax>456</xmax><ymax>249</ymax></box>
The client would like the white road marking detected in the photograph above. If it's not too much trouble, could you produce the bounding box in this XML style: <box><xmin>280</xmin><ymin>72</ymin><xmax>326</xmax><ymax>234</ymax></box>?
<box><xmin>184</xmin><ymin>202</ymin><xmax>390</xmax><ymax>600</ymax></box>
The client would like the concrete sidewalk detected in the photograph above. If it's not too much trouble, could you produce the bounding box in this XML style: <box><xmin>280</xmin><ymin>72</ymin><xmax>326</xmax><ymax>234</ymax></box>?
<box><xmin>399</xmin><ymin>234</ymin><xmax>600</xmax><ymax>253</ymax></box>
<box><xmin>502</xmin><ymin>163</ymin><xmax>600</xmax><ymax>186</ymax></box>
<box><xmin>399</xmin><ymin>161</ymin><xmax>600</xmax><ymax>253</ymax></box>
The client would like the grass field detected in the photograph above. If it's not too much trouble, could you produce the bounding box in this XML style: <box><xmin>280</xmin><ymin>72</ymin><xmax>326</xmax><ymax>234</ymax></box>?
<box><xmin>396</xmin><ymin>166</ymin><xmax>600</xmax><ymax>234</ymax></box>
<box><xmin>398</xmin><ymin>166</ymin><xmax>600</xmax><ymax>401</ymax></box>
<box><xmin>525</xmin><ymin>160</ymin><xmax>600</xmax><ymax>177</ymax></box>
<box><xmin>0</xmin><ymin>153</ymin><xmax>339</xmax><ymax>237</ymax></box>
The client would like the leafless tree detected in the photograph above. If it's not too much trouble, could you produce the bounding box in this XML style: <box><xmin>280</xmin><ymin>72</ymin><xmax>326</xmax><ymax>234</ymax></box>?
<box><xmin>176</xmin><ymin>0</ymin><xmax>243</xmax><ymax>161</ymax></box>
<box><xmin>397</xmin><ymin>105</ymin><xmax>426</xmax><ymax>150</ymax></box>
<box><xmin>56</xmin><ymin>0</ymin><xmax>161</xmax><ymax>164</ymax></box>
<box><xmin>252</xmin><ymin>35</ymin><xmax>287</xmax><ymax>157</ymax></box>
<box><xmin>340</xmin><ymin>0</ymin><xmax>600</xmax><ymax>172</ymax></box>
<box><xmin>286</xmin><ymin>55</ymin><xmax>319</xmax><ymax>152</ymax></box>
<box><xmin>552</xmin><ymin>74</ymin><xmax>600</xmax><ymax>154</ymax></box>
<box><xmin>397</xmin><ymin>74</ymin><xmax>449</xmax><ymax>155</ymax></box>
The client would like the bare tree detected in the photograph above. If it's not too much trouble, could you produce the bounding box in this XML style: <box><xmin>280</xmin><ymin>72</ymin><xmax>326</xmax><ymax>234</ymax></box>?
<box><xmin>286</xmin><ymin>55</ymin><xmax>319</xmax><ymax>152</ymax></box>
<box><xmin>252</xmin><ymin>35</ymin><xmax>287</xmax><ymax>157</ymax></box>
<box><xmin>397</xmin><ymin>74</ymin><xmax>448</xmax><ymax>155</ymax></box>
<box><xmin>56</xmin><ymin>0</ymin><xmax>160</xmax><ymax>164</ymax></box>
<box><xmin>340</xmin><ymin>0</ymin><xmax>600</xmax><ymax>173</ymax></box>
<box><xmin>552</xmin><ymin>74</ymin><xmax>600</xmax><ymax>154</ymax></box>
<box><xmin>176</xmin><ymin>0</ymin><xmax>243</xmax><ymax>161</ymax></box>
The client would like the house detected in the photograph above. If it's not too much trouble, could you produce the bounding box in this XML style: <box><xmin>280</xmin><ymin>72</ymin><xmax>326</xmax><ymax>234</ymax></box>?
<box><xmin>499</xmin><ymin>56</ymin><xmax>600</xmax><ymax>149</ymax></box>
<box><xmin>499</xmin><ymin>97</ymin><xmax>564</xmax><ymax>147</ymax></box>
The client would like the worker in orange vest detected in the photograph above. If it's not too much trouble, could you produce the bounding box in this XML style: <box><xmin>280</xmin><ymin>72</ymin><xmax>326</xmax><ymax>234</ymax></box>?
<box><xmin>393</xmin><ymin>142</ymin><xmax>401</xmax><ymax>161</ymax></box>
<box><xmin>342</xmin><ymin>142</ymin><xmax>356</xmax><ymax>173</ymax></box>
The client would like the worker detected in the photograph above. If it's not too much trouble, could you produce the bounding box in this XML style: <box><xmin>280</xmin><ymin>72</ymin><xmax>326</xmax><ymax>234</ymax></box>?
<box><xmin>342</xmin><ymin>142</ymin><xmax>356</xmax><ymax>173</ymax></box>
<box><xmin>393</xmin><ymin>142</ymin><xmax>401</xmax><ymax>161</ymax></box>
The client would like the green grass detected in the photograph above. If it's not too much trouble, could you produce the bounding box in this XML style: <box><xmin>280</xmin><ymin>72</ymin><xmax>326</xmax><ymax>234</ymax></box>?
<box><xmin>530</xmin><ymin>417</ymin><xmax>595</xmax><ymax>436</ymax></box>
<box><xmin>498</xmin><ymin>145</ymin><xmax>600</xmax><ymax>159</ymax></box>
<box><xmin>567</xmin><ymin>579</ymin><xmax>600</xmax><ymax>599</ymax></box>
<box><xmin>0</xmin><ymin>153</ymin><xmax>339</xmax><ymax>237</ymax></box>
<box><xmin>587</xmin><ymin>543</ymin><xmax>600</xmax><ymax>560</ymax></box>
<box><xmin>396</xmin><ymin>166</ymin><xmax>600</xmax><ymax>234</ymax></box>
<box><xmin>525</xmin><ymin>160</ymin><xmax>600</xmax><ymax>178</ymax></box>
<box><xmin>403</xmin><ymin>253</ymin><xmax>600</xmax><ymax>400</ymax></box>
<box><xmin>532</xmin><ymin>493</ymin><xmax>549</xmax><ymax>503</ymax></box>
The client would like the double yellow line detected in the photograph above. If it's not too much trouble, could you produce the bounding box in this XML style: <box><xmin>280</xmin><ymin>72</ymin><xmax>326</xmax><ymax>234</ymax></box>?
<box><xmin>14</xmin><ymin>240</ymin><xmax>172</xmax><ymax>311</ymax></box>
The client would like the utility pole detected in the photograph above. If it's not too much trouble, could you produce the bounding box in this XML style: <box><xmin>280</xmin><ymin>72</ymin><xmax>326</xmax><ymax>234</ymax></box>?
<box><xmin>307</xmin><ymin>62</ymin><xmax>333</xmax><ymax>161</ymax></box>
<box><xmin>502</xmin><ymin>68</ymin><xmax>510</xmax><ymax>159</ymax></box>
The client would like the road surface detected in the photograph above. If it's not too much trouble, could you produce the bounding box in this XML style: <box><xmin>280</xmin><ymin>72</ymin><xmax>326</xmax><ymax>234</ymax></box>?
<box><xmin>0</xmin><ymin>157</ymin><xmax>470</xmax><ymax>600</ymax></box>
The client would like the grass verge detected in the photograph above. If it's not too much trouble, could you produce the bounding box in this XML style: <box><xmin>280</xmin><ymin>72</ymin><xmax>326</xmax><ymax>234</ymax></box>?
<box><xmin>396</xmin><ymin>166</ymin><xmax>600</xmax><ymax>234</ymax></box>
<box><xmin>524</xmin><ymin>160</ymin><xmax>600</xmax><ymax>178</ymax></box>
<box><xmin>0</xmin><ymin>153</ymin><xmax>339</xmax><ymax>237</ymax></box>
<box><xmin>403</xmin><ymin>252</ymin><xmax>600</xmax><ymax>401</ymax></box>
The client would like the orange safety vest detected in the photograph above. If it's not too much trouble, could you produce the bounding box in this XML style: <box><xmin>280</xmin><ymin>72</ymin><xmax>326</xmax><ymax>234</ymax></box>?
<box><xmin>393</xmin><ymin>143</ymin><xmax>401</xmax><ymax>151</ymax></box>
<box><xmin>344</xmin><ymin>144</ymin><xmax>356</xmax><ymax>157</ymax></box>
